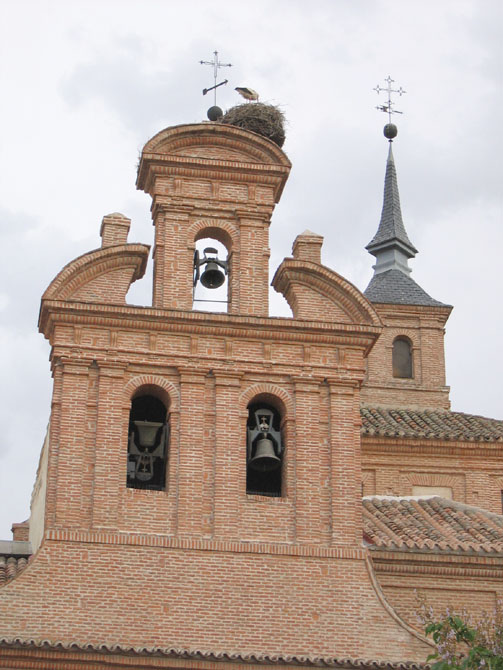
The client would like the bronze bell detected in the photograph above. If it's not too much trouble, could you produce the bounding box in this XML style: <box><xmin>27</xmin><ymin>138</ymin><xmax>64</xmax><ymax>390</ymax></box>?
<box><xmin>134</xmin><ymin>420</ymin><xmax>163</xmax><ymax>448</ymax></box>
<box><xmin>200</xmin><ymin>261</ymin><xmax>226</xmax><ymax>288</ymax></box>
<box><xmin>249</xmin><ymin>437</ymin><xmax>281</xmax><ymax>472</ymax></box>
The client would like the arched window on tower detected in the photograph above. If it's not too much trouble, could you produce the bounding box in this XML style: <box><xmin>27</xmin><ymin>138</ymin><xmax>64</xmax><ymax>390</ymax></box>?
<box><xmin>127</xmin><ymin>392</ymin><xmax>169</xmax><ymax>491</ymax></box>
<box><xmin>246</xmin><ymin>402</ymin><xmax>283</xmax><ymax>497</ymax></box>
<box><xmin>392</xmin><ymin>337</ymin><xmax>413</xmax><ymax>379</ymax></box>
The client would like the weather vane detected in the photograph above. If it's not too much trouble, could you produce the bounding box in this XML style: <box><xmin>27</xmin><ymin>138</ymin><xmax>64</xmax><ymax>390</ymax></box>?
<box><xmin>374</xmin><ymin>76</ymin><xmax>406</xmax><ymax>141</ymax></box>
<box><xmin>374</xmin><ymin>76</ymin><xmax>406</xmax><ymax>123</ymax></box>
<box><xmin>200</xmin><ymin>50</ymin><xmax>232</xmax><ymax>106</ymax></box>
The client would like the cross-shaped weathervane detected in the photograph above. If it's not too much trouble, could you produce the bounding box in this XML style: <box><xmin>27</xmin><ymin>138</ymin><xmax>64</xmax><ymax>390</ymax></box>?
<box><xmin>200</xmin><ymin>50</ymin><xmax>232</xmax><ymax>106</ymax></box>
<box><xmin>374</xmin><ymin>76</ymin><xmax>406</xmax><ymax>123</ymax></box>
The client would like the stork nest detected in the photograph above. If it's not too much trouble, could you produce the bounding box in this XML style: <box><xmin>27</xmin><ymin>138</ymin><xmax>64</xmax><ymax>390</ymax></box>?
<box><xmin>221</xmin><ymin>103</ymin><xmax>286</xmax><ymax>148</ymax></box>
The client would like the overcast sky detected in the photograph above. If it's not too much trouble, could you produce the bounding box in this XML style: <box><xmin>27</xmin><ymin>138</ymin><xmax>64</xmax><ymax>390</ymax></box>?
<box><xmin>0</xmin><ymin>0</ymin><xmax>501</xmax><ymax>539</ymax></box>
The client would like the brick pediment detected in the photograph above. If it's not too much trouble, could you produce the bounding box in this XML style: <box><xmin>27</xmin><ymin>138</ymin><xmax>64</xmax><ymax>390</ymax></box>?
<box><xmin>139</xmin><ymin>123</ymin><xmax>291</xmax><ymax>167</ymax></box>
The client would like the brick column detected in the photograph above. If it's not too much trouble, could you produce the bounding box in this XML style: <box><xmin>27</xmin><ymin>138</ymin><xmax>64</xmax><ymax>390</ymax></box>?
<box><xmin>213</xmin><ymin>371</ymin><xmax>243</xmax><ymax>539</ymax></box>
<box><xmin>55</xmin><ymin>360</ymin><xmax>92</xmax><ymax>528</ymax></box>
<box><xmin>232</xmin><ymin>211</ymin><xmax>270</xmax><ymax>316</ymax></box>
<box><xmin>293</xmin><ymin>377</ymin><xmax>323</xmax><ymax>544</ymax></box>
<box><xmin>44</xmin><ymin>358</ymin><xmax>63</xmax><ymax>530</ymax></box>
<box><xmin>327</xmin><ymin>380</ymin><xmax>362</xmax><ymax>546</ymax></box>
<box><xmin>91</xmin><ymin>362</ymin><xmax>127</xmax><ymax>529</ymax></box>
<box><xmin>152</xmin><ymin>205</ymin><xmax>193</xmax><ymax>310</ymax></box>
<box><xmin>177</xmin><ymin>368</ymin><xmax>207</xmax><ymax>537</ymax></box>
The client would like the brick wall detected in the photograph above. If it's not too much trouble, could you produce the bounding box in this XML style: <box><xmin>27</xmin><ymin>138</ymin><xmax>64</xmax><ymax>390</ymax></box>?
<box><xmin>1</xmin><ymin>122</ymin><xmax>497</xmax><ymax>668</ymax></box>
<box><xmin>361</xmin><ymin>302</ymin><xmax>452</xmax><ymax>409</ymax></box>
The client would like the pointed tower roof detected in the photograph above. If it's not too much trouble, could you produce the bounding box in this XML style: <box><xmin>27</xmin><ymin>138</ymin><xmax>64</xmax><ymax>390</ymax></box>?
<box><xmin>364</xmin><ymin>141</ymin><xmax>446</xmax><ymax>307</ymax></box>
<box><xmin>365</xmin><ymin>144</ymin><xmax>417</xmax><ymax>257</ymax></box>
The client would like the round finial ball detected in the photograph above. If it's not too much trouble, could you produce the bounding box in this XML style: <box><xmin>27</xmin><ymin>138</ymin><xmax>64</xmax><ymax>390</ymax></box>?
<box><xmin>207</xmin><ymin>106</ymin><xmax>223</xmax><ymax>121</ymax></box>
<box><xmin>383</xmin><ymin>123</ymin><xmax>398</xmax><ymax>139</ymax></box>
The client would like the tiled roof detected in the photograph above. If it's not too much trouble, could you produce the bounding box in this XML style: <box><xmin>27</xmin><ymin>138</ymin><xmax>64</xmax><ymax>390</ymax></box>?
<box><xmin>0</xmin><ymin>540</ymin><xmax>32</xmax><ymax>584</ymax></box>
<box><xmin>363</xmin><ymin>269</ymin><xmax>446</xmax><ymax>307</ymax></box>
<box><xmin>361</xmin><ymin>406</ymin><xmax>503</xmax><ymax>442</ymax></box>
<box><xmin>363</xmin><ymin>496</ymin><xmax>503</xmax><ymax>556</ymax></box>
<box><xmin>0</xmin><ymin>638</ymin><xmax>428</xmax><ymax>669</ymax></box>
<box><xmin>0</xmin><ymin>556</ymin><xmax>30</xmax><ymax>584</ymax></box>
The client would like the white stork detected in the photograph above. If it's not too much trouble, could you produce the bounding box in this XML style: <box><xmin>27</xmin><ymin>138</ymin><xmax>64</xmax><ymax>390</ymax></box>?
<box><xmin>235</xmin><ymin>87</ymin><xmax>259</xmax><ymax>102</ymax></box>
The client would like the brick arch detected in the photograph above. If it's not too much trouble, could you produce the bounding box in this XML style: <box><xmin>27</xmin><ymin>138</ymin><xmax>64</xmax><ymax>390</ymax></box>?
<box><xmin>239</xmin><ymin>383</ymin><xmax>294</xmax><ymax>418</ymax></box>
<box><xmin>187</xmin><ymin>219</ymin><xmax>239</xmax><ymax>253</ymax></box>
<box><xmin>386</xmin><ymin>329</ymin><xmax>420</xmax><ymax>348</ymax></box>
<box><xmin>123</xmin><ymin>375</ymin><xmax>180</xmax><ymax>412</ymax></box>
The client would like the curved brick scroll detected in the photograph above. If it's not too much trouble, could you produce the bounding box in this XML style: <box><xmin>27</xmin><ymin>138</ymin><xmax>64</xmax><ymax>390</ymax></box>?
<box><xmin>273</xmin><ymin>259</ymin><xmax>382</xmax><ymax>326</ymax></box>
<box><xmin>41</xmin><ymin>244</ymin><xmax>150</xmax><ymax>304</ymax></box>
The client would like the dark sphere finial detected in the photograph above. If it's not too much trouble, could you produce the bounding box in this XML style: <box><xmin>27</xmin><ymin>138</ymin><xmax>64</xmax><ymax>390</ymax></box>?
<box><xmin>207</xmin><ymin>106</ymin><xmax>223</xmax><ymax>121</ymax></box>
<box><xmin>383</xmin><ymin>123</ymin><xmax>398</xmax><ymax>140</ymax></box>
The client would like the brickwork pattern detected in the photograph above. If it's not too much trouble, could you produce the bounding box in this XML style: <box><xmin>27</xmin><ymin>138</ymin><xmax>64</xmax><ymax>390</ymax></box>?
<box><xmin>361</xmin><ymin>303</ymin><xmax>451</xmax><ymax>409</ymax></box>
<box><xmin>1</xmin><ymin>121</ymin><xmax>499</xmax><ymax>669</ymax></box>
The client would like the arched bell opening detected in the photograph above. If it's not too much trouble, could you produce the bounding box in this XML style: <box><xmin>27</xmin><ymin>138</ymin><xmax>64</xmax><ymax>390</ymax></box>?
<box><xmin>246</xmin><ymin>397</ymin><xmax>284</xmax><ymax>497</ymax></box>
<box><xmin>193</xmin><ymin>228</ymin><xmax>231</xmax><ymax>313</ymax></box>
<box><xmin>392</xmin><ymin>336</ymin><xmax>413</xmax><ymax>379</ymax></box>
<box><xmin>127</xmin><ymin>387</ymin><xmax>170</xmax><ymax>491</ymax></box>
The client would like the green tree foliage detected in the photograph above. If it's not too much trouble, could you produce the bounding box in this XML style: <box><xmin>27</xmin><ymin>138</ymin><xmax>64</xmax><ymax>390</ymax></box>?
<box><xmin>417</xmin><ymin>594</ymin><xmax>503</xmax><ymax>669</ymax></box>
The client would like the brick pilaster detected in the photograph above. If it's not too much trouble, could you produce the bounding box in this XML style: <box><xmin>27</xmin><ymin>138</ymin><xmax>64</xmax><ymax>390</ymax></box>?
<box><xmin>293</xmin><ymin>377</ymin><xmax>323</xmax><ymax>544</ymax></box>
<box><xmin>91</xmin><ymin>362</ymin><xmax>127</xmax><ymax>529</ymax></box>
<box><xmin>54</xmin><ymin>360</ymin><xmax>91</xmax><ymax>528</ymax></box>
<box><xmin>213</xmin><ymin>371</ymin><xmax>243</xmax><ymax>539</ymax></box>
<box><xmin>177</xmin><ymin>368</ymin><xmax>207</xmax><ymax>536</ymax></box>
<box><xmin>327</xmin><ymin>380</ymin><xmax>362</xmax><ymax>546</ymax></box>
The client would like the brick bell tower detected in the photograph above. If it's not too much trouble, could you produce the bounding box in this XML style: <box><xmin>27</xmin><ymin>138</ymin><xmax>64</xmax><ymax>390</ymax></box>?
<box><xmin>0</xmin><ymin>119</ymin><xmax>433</xmax><ymax>667</ymax></box>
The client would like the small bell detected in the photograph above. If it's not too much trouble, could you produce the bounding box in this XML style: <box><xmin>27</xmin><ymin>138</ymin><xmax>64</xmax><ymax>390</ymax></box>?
<box><xmin>200</xmin><ymin>261</ymin><xmax>226</xmax><ymax>288</ymax></box>
<box><xmin>195</xmin><ymin>247</ymin><xmax>227</xmax><ymax>290</ymax></box>
<box><xmin>249</xmin><ymin>437</ymin><xmax>281</xmax><ymax>472</ymax></box>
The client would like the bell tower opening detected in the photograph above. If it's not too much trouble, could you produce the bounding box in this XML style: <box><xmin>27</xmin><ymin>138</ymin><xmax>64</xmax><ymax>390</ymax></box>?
<box><xmin>246</xmin><ymin>401</ymin><xmax>283</xmax><ymax>497</ymax></box>
<box><xmin>193</xmin><ymin>237</ymin><xmax>229</xmax><ymax>313</ymax></box>
<box><xmin>127</xmin><ymin>391</ymin><xmax>169</xmax><ymax>491</ymax></box>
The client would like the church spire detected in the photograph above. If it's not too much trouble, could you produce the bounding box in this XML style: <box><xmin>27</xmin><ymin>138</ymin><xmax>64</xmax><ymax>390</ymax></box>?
<box><xmin>365</xmin><ymin>141</ymin><xmax>417</xmax><ymax>275</ymax></box>
<box><xmin>364</xmin><ymin>79</ymin><xmax>446</xmax><ymax>307</ymax></box>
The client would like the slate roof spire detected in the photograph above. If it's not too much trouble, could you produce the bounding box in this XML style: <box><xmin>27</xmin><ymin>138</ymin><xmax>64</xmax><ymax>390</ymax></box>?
<box><xmin>365</xmin><ymin>142</ymin><xmax>417</xmax><ymax>275</ymax></box>
<box><xmin>364</xmin><ymin>130</ymin><xmax>446</xmax><ymax>307</ymax></box>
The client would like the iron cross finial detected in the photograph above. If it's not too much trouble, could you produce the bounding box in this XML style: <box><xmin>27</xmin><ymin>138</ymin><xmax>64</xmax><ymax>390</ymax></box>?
<box><xmin>373</xmin><ymin>76</ymin><xmax>406</xmax><ymax>124</ymax></box>
<box><xmin>200</xmin><ymin>50</ymin><xmax>233</xmax><ymax>106</ymax></box>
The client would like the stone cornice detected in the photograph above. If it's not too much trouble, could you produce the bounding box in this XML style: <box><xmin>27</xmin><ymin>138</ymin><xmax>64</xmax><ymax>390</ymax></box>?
<box><xmin>39</xmin><ymin>300</ymin><xmax>382</xmax><ymax>348</ymax></box>
<box><xmin>43</xmin><ymin>531</ymin><xmax>367</xmax><ymax>560</ymax></box>
<box><xmin>370</xmin><ymin>551</ymin><xmax>503</xmax><ymax>578</ymax></box>
<box><xmin>373</xmin><ymin>302</ymin><xmax>452</xmax><ymax>324</ymax></box>
<box><xmin>140</xmin><ymin>159</ymin><xmax>290</xmax><ymax>203</ymax></box>
<box><xmin>362</xmin><ymin>436</ymin><xmax>503</xmax><ymax>455</ymax></box>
